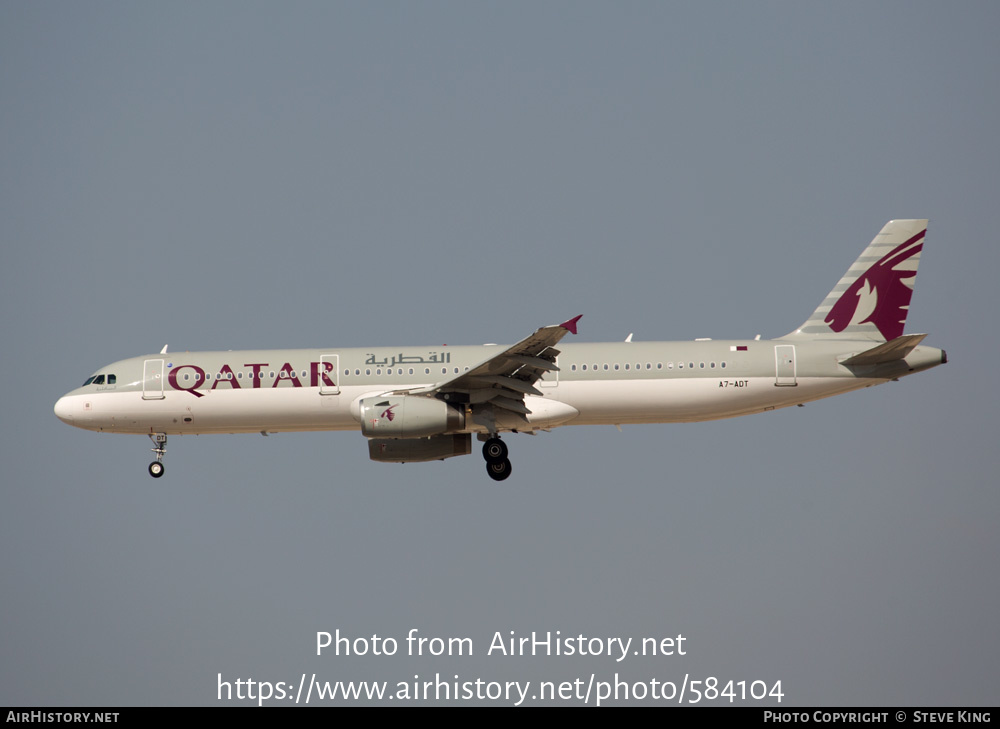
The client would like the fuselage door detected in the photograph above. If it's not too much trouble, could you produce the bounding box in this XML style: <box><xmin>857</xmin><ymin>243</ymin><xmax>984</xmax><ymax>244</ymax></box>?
<box><xmin>774</xmin><ymin>345</ymin><xmax>797</xmax><ymax>386</ymax></box>
<box><xmin>143</xmin><ymin>359</ymin><xmax>165</xmax><ymax>400</ymax></box>
<box><xmin>538</xmin><ymin>355</ymin><xmax>559</xmax><ymax>388</ymax></box>
<box><xmin>320</xmin><ymin>354</ymin><xmax>340</xmax><ymax>395</ymax></box>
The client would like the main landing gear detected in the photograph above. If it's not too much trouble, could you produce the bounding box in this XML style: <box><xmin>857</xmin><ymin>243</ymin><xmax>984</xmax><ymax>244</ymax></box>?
<box><xmin>482</xmin><ymin>437</ymin><xmax>512</xmax><ymax>482</ymax></box>
<box><xmin>148</xmin><ymin>433</ymin><xmax>167</xmax><ymax>478</ymax></box>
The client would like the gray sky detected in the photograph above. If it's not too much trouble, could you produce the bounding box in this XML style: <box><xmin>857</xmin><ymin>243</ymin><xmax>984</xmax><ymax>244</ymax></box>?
<box><xmin>2</xmin><ymin>1</ymin><xmax>997</xmax><ymax>706</ymax></box>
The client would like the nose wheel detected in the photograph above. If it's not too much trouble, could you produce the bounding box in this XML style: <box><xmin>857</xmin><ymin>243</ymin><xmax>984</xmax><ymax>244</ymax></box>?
<box><xmin>148</xmin><ymin>433</ymin><xmax>167</xmax><ymax>478</ymax></box>
<box><xmin>482</xmin><ymin>437</ymin><xmax>512</xmax><ymax>481</ymax></box>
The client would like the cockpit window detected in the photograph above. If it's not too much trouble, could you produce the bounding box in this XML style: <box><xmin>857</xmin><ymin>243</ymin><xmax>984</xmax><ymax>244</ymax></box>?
<box><xmin>83</xmin><ymin>373</ymin><xmax>116</xmax><ymax>386</ymax></box>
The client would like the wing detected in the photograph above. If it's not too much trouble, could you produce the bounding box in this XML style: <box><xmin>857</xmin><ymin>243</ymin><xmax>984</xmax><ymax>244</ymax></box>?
<box><xmin>407</xmin><ymin>315</ymin><xmax>581</xmax><ymax>432</ymax></box>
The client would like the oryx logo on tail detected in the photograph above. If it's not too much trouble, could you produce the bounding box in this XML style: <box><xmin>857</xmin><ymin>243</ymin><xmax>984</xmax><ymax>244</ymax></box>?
<box><xmin>824</xmin><ymin>229</ymin><xmax>925</xmax><ymax>341</ymax></box>
<box><xmin>782</xmin><ymin>219</ymin><xmax>929</xmax><ymax>342</ymax></box>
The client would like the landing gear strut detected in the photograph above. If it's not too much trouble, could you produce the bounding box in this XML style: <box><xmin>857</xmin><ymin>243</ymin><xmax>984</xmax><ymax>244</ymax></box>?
<box><xmin>148</xmin><ymin>433</ymin><xmax>167</xmax><ymax>478</ymax></box>
<box><xmin>482</xmin><ymin>436</ymin><xmax>512</xmax><ymax>481</ymax></box>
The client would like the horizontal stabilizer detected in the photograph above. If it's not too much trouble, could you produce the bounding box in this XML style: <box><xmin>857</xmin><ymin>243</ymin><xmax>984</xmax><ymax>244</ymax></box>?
<box><xmin>841</xmin><ymin>333</ymin><xmax>928</xmax><ymax>366</ymax></box>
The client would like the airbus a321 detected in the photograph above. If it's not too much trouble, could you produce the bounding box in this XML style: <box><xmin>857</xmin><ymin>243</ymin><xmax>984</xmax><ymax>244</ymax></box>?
<box><xmin>55</xmin><ymin>219</ymin><xmax>946</xmax><ymax>481</ymax></box>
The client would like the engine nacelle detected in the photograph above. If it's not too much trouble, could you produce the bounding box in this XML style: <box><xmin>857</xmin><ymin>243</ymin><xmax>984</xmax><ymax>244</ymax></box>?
<box><xmin>368</xmin><ymin>434</ymin><xmax>471</xmax><ymax>463</ymax></box>
<box><xmin>358</xmin><ymin>395</ymin><xmax>465</xmax><ymax>438</ymax></box>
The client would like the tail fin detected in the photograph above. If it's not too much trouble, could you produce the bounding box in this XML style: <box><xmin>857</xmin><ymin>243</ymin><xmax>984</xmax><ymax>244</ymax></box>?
<box><xmin>782</xmin><ymin>219</ymin><xmax>928</xmax><ymax>341</ymax></box>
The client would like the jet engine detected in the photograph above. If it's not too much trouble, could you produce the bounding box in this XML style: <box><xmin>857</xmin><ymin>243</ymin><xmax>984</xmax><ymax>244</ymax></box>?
<box><xmin>358</xmin><ymin>395</ymin><xmax>465</xmax><ymax>438</ymax></box>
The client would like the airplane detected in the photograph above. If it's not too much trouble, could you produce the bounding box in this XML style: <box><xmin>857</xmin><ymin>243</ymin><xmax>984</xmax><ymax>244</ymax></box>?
<box><xmin>54</xmin><ymin>219</ymin><xmax>946</xmax><ymax>482</ymax></box>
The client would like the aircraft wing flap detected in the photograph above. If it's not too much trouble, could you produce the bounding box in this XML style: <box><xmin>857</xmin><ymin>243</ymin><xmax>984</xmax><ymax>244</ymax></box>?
<box><xmin>504</xmin><ymin>353</ymin><xmax>560</xmax><ymax>372</ymax></box>
<box><xmin>490</xmin><ymin>395</ymin><xmax>532</xmax><ymax>415</ymax></box>
<box><xmin>841</xmin><ymin>333</ymin><xmax>928</xmax><ymax>366</ymax></box>
<box><xmin>464</xmin><ymin>375</ymin><xmax>544</xmax><ymax>397</ymax></box>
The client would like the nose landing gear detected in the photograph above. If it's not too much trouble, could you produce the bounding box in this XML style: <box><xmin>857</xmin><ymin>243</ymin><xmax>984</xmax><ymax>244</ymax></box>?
<box><xmin>147</xmin><ymin>433</ymin><xmax>167</xmax><ymax>478</ymax></box>
<box><xmin>482</xmin><ymin>436</ymin><xmax>512</xmax><ymax>481</ymax></box>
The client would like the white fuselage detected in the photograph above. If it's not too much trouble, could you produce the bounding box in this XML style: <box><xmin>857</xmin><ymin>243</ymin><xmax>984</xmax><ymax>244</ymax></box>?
<box><xmin>53</xmin><ymin>339</ymin><xmax>945</xmax><ymax>437</ymax></box>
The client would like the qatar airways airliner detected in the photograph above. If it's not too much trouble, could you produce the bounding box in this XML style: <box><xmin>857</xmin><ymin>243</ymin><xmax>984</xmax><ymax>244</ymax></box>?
<box><xmin>55</xmin><ymin>219</ymin><xmax>945</xmax><ymax>481</ymax></box>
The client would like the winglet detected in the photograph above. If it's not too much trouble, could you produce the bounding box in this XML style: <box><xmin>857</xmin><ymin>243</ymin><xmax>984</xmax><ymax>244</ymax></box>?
<box><xmin>560</xmin><ymin>315</ymin><xmax>582</xmax><ymax>335</ymax></box>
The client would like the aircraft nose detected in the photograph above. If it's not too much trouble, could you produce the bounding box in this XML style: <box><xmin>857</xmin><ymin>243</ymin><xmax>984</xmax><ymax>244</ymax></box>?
<box><xmin>54</xmin><ymin>396</ymin><xmax>75</xmax><ymax>424</ymax></box>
